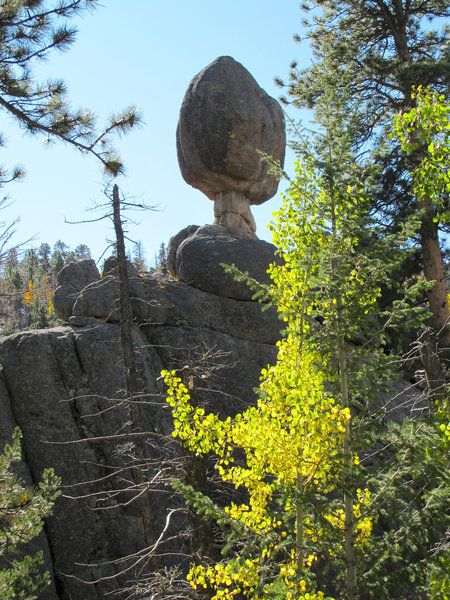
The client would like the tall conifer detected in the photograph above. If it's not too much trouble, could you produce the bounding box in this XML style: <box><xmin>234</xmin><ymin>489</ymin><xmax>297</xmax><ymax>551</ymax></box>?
<box><xmin>281</xmin><ymin>1</ymin><xmax>449</xmax><ymax>351</ymax></box>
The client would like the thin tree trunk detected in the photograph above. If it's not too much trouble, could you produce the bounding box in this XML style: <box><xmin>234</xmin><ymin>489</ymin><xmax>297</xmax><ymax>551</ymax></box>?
<box><xmin>296</xmin><ymin>471</ymin><xmax>305</xmax><ymax>571</ymax></box>
<box><xmin>337</xmin><ymin>311</ymin><xmax>359</xmax><ymax>600</ymax></box>
<box><xmin>180</xmin><ymin>369</ymin><xmax>218</xmax><ymax>561</ymax></box>
<box><xmin>112</xmin><ymin>183</ymin><xmax>155</xmax><ymax>550</ymax></box>
<box><xmin>330</xmin><ymin>183</ymin><xmax>358</xmax><ymax>600</ymax></box>
<box><xmin>419</xmin><ymin>196</ymin><xmax>450</xmax><ymax>346</ymax></box>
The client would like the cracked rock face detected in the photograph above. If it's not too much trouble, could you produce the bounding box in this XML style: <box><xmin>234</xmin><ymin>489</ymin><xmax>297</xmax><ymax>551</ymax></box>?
<box><xmin>176</xmin><ymin>56</ymin><xmax>285</xmax><ymax>237</ymax></box>
<box><xmin>0</xmin><ymin>261</ymin><xmax>281</xmax><ymax>599</ymax></box>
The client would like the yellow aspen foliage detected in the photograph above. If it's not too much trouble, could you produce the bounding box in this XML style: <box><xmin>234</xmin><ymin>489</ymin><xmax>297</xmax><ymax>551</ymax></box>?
<box><xmin>24</xmin><ymin>280</ymin><xmax>36</xmax><ymax>305</ymax></box>
<box><xmin>23</xmin><ymin>277</ymin><xmax>55</xmax><ymax>316</ymax></box>
<box><xmin>163</xmin><ymin>327</ymin><xmax>370</xmax><ymax>600</ymax></box>
<box><xmin>160</xmin><ymin>137</ymin><xmax>424</xmax><ymax>597</ymax></box>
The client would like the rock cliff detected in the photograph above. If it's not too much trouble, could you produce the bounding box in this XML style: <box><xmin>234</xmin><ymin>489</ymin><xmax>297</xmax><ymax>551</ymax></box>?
<box><xmin>0</xmin><ymin>55</ymin><xmax>286</xmax><ymax>599</ymax></box>
<box><xmin>0</xmin><ymin>257</ymin><xmax>281</xmax><ymax>599</ymax></box>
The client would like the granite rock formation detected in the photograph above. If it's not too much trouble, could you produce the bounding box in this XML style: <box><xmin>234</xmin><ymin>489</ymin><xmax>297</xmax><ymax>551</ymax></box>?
<box><xmin>176</xmin><ymin>56</ymin><xmax>285</xmax><ymax>237</ymax></box>
<box><xmin>53</xmin><ymin>259</ymin><xmax>100</xmax><ymax>321</ymax></box>
<box><xmin>0</xmin><ymin>260</ymin><xmax>281</xmax><ymax>599</ymax></box>
<box><xmin>0</xmin><ymin>57</ymin><xmax>288</xmax><ymax>599</ymax></box>
<box><xmin>167</xmin><ymin>225</ymin><xmax>281</xmax><ymax>301</ymax></box>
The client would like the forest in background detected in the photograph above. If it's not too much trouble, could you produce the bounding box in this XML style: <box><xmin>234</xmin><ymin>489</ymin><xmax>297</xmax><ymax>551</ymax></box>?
<box><xmin>0</xmin><ymin>238</ymin><xmax>167</xmax><ymax>335</ymax></box>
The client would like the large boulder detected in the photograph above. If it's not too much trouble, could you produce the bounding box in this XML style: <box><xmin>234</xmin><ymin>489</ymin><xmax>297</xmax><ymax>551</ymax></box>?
<box><xmin>176</xmin><ymin>56</ymin><xmax>285</xmax><ymax>236</ymax></box>
<box><xmin>167</xmin><ymin>225</ymin><xmax>280</xmax><ymax>300</ymax></box>
<box><xmin>53</xmin><ymin>259</ymin><xmax>100</xmax><ymax>321</ymax></box>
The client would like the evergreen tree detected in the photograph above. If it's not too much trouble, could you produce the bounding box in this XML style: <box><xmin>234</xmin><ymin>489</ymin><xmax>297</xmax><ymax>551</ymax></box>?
<box><xmin>161</xmin><ymin>86</ymin><xmax>444</xmax><ymax>599</ymax></box>
<box><xmin>36</xmin><ymin>244</ymin><xmax>51</xmax><ymax>274</ymax></box>
<box><xmin>22</xmin><ymin>250</ymin><xmax>38</xmax><ymax>285</ymax></box>
<box><xmin>156</xmin><ymin>242</ymin><xmax>167</xmax><ymax>274</ymax></box>
<box><xmin>49</xmin><ymin>240</ymin><xmax>69</xmax><ymax>276</ymax></box>
<box><xmin>0</xmin><ymin>0</ymin><xmax>141</xmax><ymax>181</ymax></box>
<box><xmin>281</xmin><ymin>1</ymin><xmax>449</xmax><ymax>349</ymax></box>
<box><xmin>0</xmin><ymin>428</ymin><xmax>60</xmax><ymax>599</ymax></box>
<box><xmin>285</xmin><ymin>1</ymin><xmax>449</xmax><ymax>138</ymax></box>
<box><xmin>71</xmin><ymin>244</ymin><xmax>91</xmax><ymax>262</ymax></box>
<box><xmin>0</xmin><ymin>2</ymin><xmax>141</xmax><ymax>330</ymax></box>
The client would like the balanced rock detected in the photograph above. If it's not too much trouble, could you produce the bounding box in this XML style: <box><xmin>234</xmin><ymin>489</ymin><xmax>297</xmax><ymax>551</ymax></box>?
<box><xmin>176</xmin><ymin>56</ymin><xmax>285</xmax><ymax>237</ymax></box>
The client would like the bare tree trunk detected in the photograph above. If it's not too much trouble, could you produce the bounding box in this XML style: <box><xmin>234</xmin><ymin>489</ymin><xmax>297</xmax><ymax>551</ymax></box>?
<box><xmin>112</xmin><ymin>183</ymin><xmax>155</xmax><ymax>550</ymax></box>
<box><xmin>420</xmin><ymin>197</ymin><xmax>450</xmax><ymax>346</ymax></box>
<box><xmin>296</xmin><ymin>471</ymin><xmax>305</xmax><ymax>571</ymax></box>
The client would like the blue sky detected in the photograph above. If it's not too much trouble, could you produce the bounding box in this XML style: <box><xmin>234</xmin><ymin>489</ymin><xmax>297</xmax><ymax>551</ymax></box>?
<box><xmin>1</xmin><ymin>0</ymin><xmax>313</xmax><ymax>266</ymax></box>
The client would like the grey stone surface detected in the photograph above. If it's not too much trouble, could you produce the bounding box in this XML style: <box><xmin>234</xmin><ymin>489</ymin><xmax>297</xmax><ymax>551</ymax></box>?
<box><xmin>0</xmin><ymin>253</ymin><xmax>282</xmax><ymax>598</ymax></box>
<box><xmin>137</xmin><ymin>272</ymin><xmax>281</xmax><ymax>345</ymax></box>
<box><xmin>146</xmin><ymin>325</ymin><xmax>277</xmax><ymax>416</ymax></box>
<box><xmin>213</xmin><ymin>190</ymin><xmax>257</xmax><ymax>237</ymax></box>
<box><xmin>168</xmin><ymin>225</ymin><xmax>281</xmax><ymax>301</ymax></box>
<box><xmin>102</xmin><ymin>255</ymin><xmax>138</xmax><ymax>278</ymax></box>
<box><xmin>71</xmin><ymin>264</ymin><xmax>281</xmax><ymax>344</ymax></box>
<box><xmin>166</xmin><ymin>224</ymin><xmax>200</xmax><ymax>278</ymax></box>
<box><xmin>53</xmin><ymin>259</ymin><xmax>100</xmax><ymax>321</ymax></box>
<box><xmin>177</xmin><ymin>56</ymin><xmax>285</xmax><ymax>205</ymax></box>
<box><xmin>72</xmin><ymin>275</ymin><xmax>122</xmax><ymax>322</ymax></box>
<box><xmin>0</xmin><ymin>324</ymin><xmax>167</xmax><ymax>599</ymax></box>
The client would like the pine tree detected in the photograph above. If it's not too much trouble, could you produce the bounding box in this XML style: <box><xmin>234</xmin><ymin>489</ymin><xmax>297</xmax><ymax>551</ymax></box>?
<box><xmin>156</xmin><ymin>242</ymin><xmax>167</xmax><ymax>274</ymax></box>
<box><xmin>286</xmin><ymin>1</ymin><xmax>449</xmax><ymax>136</ymax></box>
<box><xmin>0</xmin><ymin>428</ymin><xmax>60</xmax><ymax>599</ymax></box>
<box><xmin>36</xmin><ymin>244</ymin><xmax>51</xmax><ymax>273</ymax></box>
<box><xmin>0</xmin><ymin>0</ymin><xmax>141</xmax><ymax>181</ymax></box>
<box><xmin>281</xmin><ymin>1</ymin><xmax>449</xmax><ymax>349</ymax></box>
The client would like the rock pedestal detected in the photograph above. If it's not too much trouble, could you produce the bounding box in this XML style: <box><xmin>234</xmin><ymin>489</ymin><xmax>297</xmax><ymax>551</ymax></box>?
<box><xmin>213</xmin><ymin>191</ymin><xmax>257</xmax><ymax>237</ymax></box>
<box><xmin>176</xmin><ymin>55</ymin><xmax>285</xmax><ymax>237</ymax></box>
<box><xmin>167</xmin><ymin>225</ymin><xmax>281</xmax><ymax>301</ymax></box>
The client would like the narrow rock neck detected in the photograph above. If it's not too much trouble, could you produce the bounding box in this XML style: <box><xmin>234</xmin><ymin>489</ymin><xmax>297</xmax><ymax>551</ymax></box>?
<box><xmin>213</xmin><ymin>191</ymin><xmax>257</xmax><ymax>238</ymax></box>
